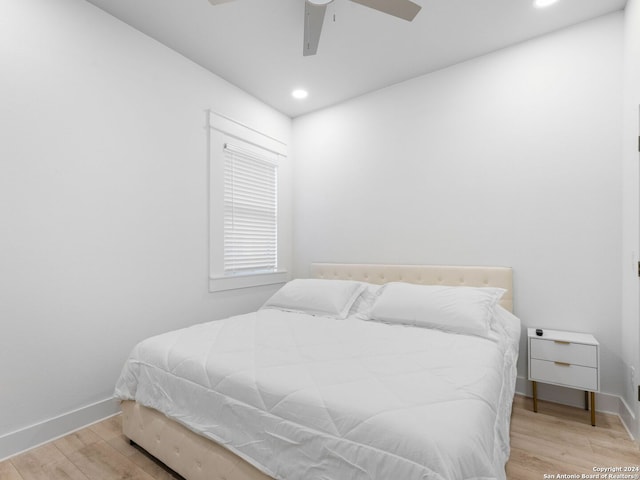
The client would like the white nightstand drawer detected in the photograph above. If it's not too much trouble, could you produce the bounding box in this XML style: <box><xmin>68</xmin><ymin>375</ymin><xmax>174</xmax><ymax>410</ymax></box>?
<box><xmin>530</xmin><ymin>358</ymin><xmax>598</xmax><ymax>391</ymax></box>
<box><xmin>530</xmin><ymin>338</ymin><xmax>597</xmax><ymax>367</ymax></box>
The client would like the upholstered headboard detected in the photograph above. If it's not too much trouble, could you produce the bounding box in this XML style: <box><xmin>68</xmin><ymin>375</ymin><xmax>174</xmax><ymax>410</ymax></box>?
<box><xmin>311</xmin><ymin>263</ymin><xmax>514</xmax><ymax>313</ymax></box>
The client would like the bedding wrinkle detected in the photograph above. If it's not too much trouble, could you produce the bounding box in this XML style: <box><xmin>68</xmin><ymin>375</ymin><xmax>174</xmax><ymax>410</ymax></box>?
<box><xmin>163</xmin><ymin>327</ymin><xmax>194</xmax><ymax>375</ymax></box>
<box><xmin>199</xmin><ymin>337</ymin><xmax>219</xmax><ymax>390</ymax></box>
<box><xmin>322</xmin><ymin>446</ymin><xmax>371</xmax><ymax>476</ymax></box>
<box><xmin>252</xmin><ymin>316</ymin><xmax>269</xmax><ymax>413</ymax></box>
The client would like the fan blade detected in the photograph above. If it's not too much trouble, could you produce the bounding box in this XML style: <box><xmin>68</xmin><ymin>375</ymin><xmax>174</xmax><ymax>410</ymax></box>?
<box><xmin>303</xmin><ymin>1</ymin><xmax>327</xmax><ymax>56</ymax></box>
<box><xmin>208</xmin><ymin>0</ymin><xmax>236</xmax><ymax>5</ymax></box>
<box><xmin>350</xmin><ymin>0</ymin><xmax>421</xmax><ymax>21</ymax></box>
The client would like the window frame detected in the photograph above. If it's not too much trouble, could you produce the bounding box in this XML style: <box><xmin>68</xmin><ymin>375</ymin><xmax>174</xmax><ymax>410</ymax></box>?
<box><xmin>207</xmin><ymin>111</ymin><xmax>288</xmax><ymax>292</ymax></box>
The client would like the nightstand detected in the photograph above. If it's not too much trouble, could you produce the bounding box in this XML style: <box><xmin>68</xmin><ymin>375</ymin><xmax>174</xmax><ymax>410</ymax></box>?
<box><xmin>527</xmin><ymin>328</ymin><xmax>599</xmax><ymax>426</ymax></box>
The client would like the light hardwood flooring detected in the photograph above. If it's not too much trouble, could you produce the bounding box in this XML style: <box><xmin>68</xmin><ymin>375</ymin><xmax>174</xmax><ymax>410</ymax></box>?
<box><xmin>1</xmin><ymin>395</ymin><xmax>638</xmax><ymax>480</ymax></box>
<box><xmin>507</xmin><ymin>395</ymin><xmax>640</xmax><ymax>479</ymax></box>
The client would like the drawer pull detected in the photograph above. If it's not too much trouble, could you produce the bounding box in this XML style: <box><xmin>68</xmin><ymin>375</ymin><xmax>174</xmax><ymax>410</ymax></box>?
<box><xmin>554</xmin><ymin>341</ymin><xmax>570</xmax><ymax>345</ymax></box>
<box><xmin>554</xmin><ymin>361</ymin><xmax>571</xmax><ymax>367</ymax></box>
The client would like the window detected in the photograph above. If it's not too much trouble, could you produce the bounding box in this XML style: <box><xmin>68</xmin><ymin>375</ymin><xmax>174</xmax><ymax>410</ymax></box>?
<box><xmin>208</xmin><ymin>111</ymin><xmax>288</xmax><ymax>291</ymax></box>
<box><xmin>223</xmin><ymin>143</ymin><xmax>277</xmax><ymax>275</ymax></box>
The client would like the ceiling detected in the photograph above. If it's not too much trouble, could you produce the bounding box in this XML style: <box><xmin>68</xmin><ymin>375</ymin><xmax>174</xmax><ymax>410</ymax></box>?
<box><xmin>84</xmin><ymin>0</ymin><xmax>627</xmax><ymax>118</ymax></box>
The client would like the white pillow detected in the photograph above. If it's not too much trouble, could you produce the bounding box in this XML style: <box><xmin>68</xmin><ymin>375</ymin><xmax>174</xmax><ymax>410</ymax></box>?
<box><xmin>262</xmin><ymin>279</ymin><xmax>366</xmax><ymax>319</ymax></box>
<box><xmin>371</xmin><ymin>282</ymin><xmax>506</xmax><ymax>338</ymax></box>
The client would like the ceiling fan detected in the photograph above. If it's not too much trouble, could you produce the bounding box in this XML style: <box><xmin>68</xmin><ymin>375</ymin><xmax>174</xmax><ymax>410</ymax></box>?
<box><xmin>207</xmin><ymin>0</ymin><xmax>422</xmax><ymax>56</ymax></box>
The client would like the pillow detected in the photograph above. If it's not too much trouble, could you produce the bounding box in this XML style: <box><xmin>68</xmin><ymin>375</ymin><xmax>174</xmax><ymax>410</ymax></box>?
<box><xmin>370</xmin><ymin>282</ymin><xmax>506</xmax><ymax>338</ymax></box>
<box><xmin>262</xmin><ymin>279</ymin><xmax>366</xmax><ymax>319</ymax></box>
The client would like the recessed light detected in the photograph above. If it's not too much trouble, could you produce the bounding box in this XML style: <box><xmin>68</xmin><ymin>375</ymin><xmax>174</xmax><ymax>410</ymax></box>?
<box><xmin>534</xmin><ymin>0</ymin><xmax>558</xmax><ymax>8</ymax></box>
<box><xmin>292</xmin><ymin>89</ymin><xmax>308</xmax><ymax>99</ymax></box>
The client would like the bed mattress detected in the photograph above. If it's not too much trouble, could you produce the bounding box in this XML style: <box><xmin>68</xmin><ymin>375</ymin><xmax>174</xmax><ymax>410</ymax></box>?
<box><xmin>115</xmin><ymin>307</ymin><xmax>519</xmax><ymax>480</ymax></box>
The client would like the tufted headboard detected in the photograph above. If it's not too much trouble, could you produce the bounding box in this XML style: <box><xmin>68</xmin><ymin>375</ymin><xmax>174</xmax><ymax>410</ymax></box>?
<box><xmin>311</xmin><ymin>263</ymin><xmax>513</xmax><ymax>313</ymax></box>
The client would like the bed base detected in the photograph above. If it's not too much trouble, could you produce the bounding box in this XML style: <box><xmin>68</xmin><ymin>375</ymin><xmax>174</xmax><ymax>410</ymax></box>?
<box><xmin>121</xmin><ymin>263</ymin><xmax>514</xmax><ymax>479</ymax></box>
<box><xmin>122</xmin><ymin>401</ymin><xmax>271</xmax><ymax>480</ymax></box>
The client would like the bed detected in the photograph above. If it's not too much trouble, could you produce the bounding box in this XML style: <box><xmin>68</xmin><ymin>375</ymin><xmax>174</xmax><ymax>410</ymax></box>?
<box><xmin>115</xmin><ymin>263</ymin><xmax>519</xmax><ymax>480</ymax></box>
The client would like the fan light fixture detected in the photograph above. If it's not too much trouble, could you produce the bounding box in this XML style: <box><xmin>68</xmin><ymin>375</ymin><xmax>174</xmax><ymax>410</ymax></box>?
<box><xmin>292</xmin><ymin>89</ymin><xmax>309</xmax><ymax>99</ymax></box>
<box><xmin>208</xmin><ymin>0</ymin><xmax>422</xmax><ymax>56</ymax></box>
<box><xmin>534</xmin><ymin>0</ymin><xmax>558</xmax><ymax>8</ymax></box>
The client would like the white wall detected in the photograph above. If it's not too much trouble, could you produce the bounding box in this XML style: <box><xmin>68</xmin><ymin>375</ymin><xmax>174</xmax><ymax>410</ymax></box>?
<box><xmin>0</xmin><ymin>0</ymin><xmax>292</xmax><ymax>458</ymax></box>
<box><xmin>621</xmin><ymin>0</ymin><xmax>640</xmax><ymax>438</ymax></box>
<box><xmin>293</xmin><ymin>13</ymin><xmax>624</xmax><ymax>401</ymax></box>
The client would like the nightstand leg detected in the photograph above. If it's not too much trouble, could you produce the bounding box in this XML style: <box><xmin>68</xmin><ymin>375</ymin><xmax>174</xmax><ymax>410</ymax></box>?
<box><xmin>532</xmin><ymin>381</ymin><xmax>538</xmax><ymax>413</ymax></box>
<box><xmin>590</xmin><ymin>391</ymin><xmax>596</xmax><ymax>427</ymax></box>
<box><xmin>584</xmin><ymin>391</ymin><xmax>589</xmax><ymax>411</ymax></box>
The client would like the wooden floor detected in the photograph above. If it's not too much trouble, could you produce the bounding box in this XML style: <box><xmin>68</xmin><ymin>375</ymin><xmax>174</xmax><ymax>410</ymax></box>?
<box><xmin>1</xmin><ymin>395</ymin><xmax>638</xmax><ymax>480</ymax></box>
<box><xmin>507</xmin><ymin>395</ymin><xmax>640</xmax><ymax>479</ymax></box>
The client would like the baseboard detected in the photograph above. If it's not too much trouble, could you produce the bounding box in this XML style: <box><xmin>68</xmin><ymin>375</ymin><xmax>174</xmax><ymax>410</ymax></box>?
<box><xmin>0</xmin><ymin>396</ymin><xmax>121</xmax><ymax>461</ymax></box>
<box><xmin>516</xmin><ymin>376</ymin><xmax>637</xmax><ymax>440</ymax></box>
<box><xmin>619</xmin><ymin>396</ymin><xmax>638</xmax><ymax>440</ymax></box>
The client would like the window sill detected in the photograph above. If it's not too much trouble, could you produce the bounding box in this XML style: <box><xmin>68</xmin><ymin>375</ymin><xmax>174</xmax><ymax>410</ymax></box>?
<box><xmin>209</xmin><ymin>270</ymin><xmax>289</xmax><ymax>292</ymax></box>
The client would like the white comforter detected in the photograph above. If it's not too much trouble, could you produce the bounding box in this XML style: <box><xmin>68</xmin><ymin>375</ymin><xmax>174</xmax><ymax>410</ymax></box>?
<box><xmin>115</xmin><ymin>308</ymin><xmax>520</xmax><ymax>480</ymax></box>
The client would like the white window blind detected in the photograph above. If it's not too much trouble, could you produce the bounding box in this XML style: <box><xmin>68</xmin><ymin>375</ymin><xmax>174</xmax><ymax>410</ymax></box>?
<box><xmin>223</xmin><ymin>143</ymin><xmax>278</xmax><ymax>275</ymax></box>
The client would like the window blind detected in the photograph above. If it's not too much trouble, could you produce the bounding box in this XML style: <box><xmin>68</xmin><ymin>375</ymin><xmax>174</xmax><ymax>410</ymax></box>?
<box><xmin>223</xmin><ymin>143</ymin><xmax>278</xmax><ymax>275</ymax></box>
